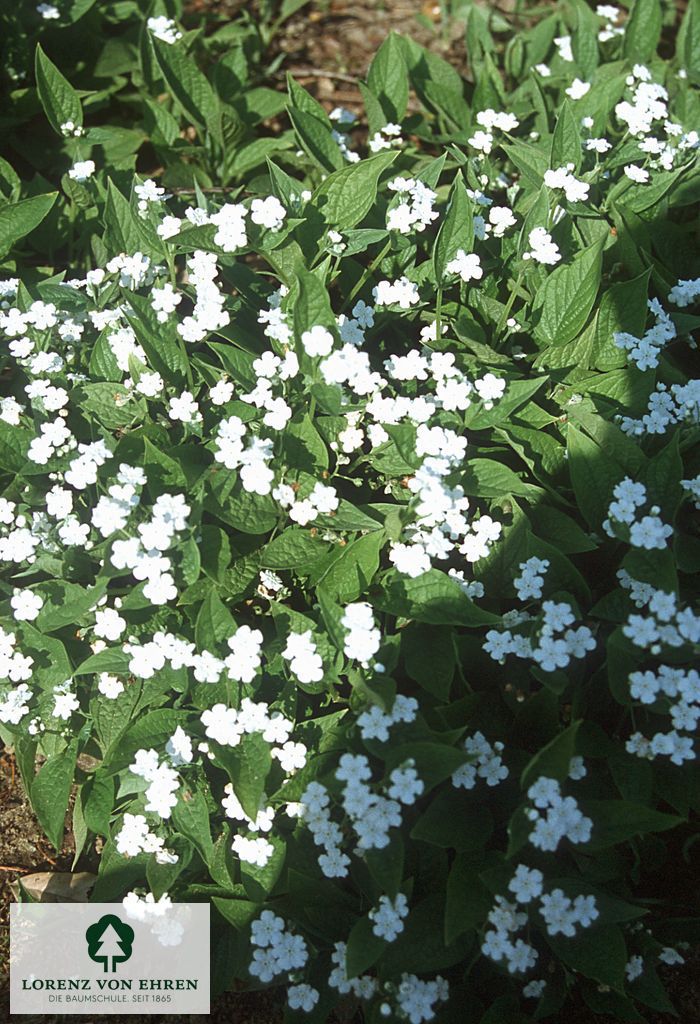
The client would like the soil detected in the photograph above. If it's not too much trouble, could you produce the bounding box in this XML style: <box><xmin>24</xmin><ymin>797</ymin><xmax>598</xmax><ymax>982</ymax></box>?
<box><xmin>1</xmin><ymin>2</ymin><xmax>698</xmax><ymax>1022</ymax></box>
<box><xmin>271</xmin><ymin>0</ymin><xmax>468</xmax><ymax>111</ymax></box>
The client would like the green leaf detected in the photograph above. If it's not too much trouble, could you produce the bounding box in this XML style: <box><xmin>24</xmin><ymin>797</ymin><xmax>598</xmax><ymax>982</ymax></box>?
<box><xmin>520</xmin><ymin>722</ymin><xmax>581</xmax><ymax>789</ymax></box>
<box><xmin>35</xmin><ymin>45</ymin><xmax>82</xmax><ymax>135</ymax></box>
<box><xmin>292</xmin><ymin>268</ymin><xmax>336</xmax><ymax>341</ymax></box>
<box><xmin>241</xmin><ymin>834</ymin><xmax>285</xmax><ymax>900</ymax></box>
<box><xmin>281</xmin><ymin>414</ymin><xmax>329</xmax><ymax>475</ymax></box>
<box><xmin>313</xmin><ymin>531</ymin><xmax>385</xmax><ymax>603</ymax></box>
<box><xmin>0</xmin><ymin>193</ymin><xmax>58</xmax><ymax>259</ymax></box>
<box><xmin>461</xmin><ymin>459</ymin><xmax>544</xmax><ymax>499</ymax></box>
<box><xmin>77</xmin><ymin>382</ymin><xmax>147</xmax><ymax>430</ymax></box>
<box><xmin>582</xmin><ymin>800</ymin><xmax>683</xmax><ymax>849</ymax></box>
<box><xmin>103</xmin><ymin>709</ymin><xmax>191</xmax><ymax>772</ymax></box>
<box><xmin>624</xmin><ymin>0</ymin><xmax>662</xmax><ymax>62</ymax></box>
<box><xmin>212</xmin><ymin>897</ymin><xmax>259</xmax><ymax>930</ymax></box>
<box><xmin>219</xmin><ymin>733</ymin><xmax>272</xmax><ymax>820</ymax></box>
<box><xmin>345</xmin><ymin>916</ymin><xmax>386</xmax><ymax>979</ymax></box>
<box><xmin>463</xmin><ymin>377</ymin><xmax>547</xmax><ymax>430</ymax></box>
<box><xmin>88</xmin><ymin>327</ymin><xmax>122</xmax><ymax>382</ymax></box>
<box><xmin>126</xmin><ymin>293</ymin><xmax>190</xmax><ymax>386</ymax></box>
<box><xmin>372</xmin><ymin>569</ymin><xmax>501</xmax><ymax>626</ymax></box>
<box><xmin>142</xmin><ymin>437</ymin><xmax>188</xmax><ymax>489</ymax></box>
<box><xmin>195</xmin><ymin>588</ymin><xmax>235</xmax><ymax>651</ymax></box>
<box><xmin>92</xmin><ymin>686</ymin><xmax>140</xmax><ymax>754</ymax></box>
<box><xmin>75</xmin><ymin>648</ymin><xmax>131</xmax><ymax>676</ymax></box>
<box><xmin>402</xmin><ymin>624</ymin><xmax>455</xmax><ymax>700</ymax></box>
<box><xmin>433</xmin><ymin>171</ymin><xmax>474</xmax><ymax>281</ymax></box>
<box><xmin>527</xmin><ymin>506</ymin><xmax>597</xmax><ymax>553</ymax></box>
<box><xmin>572</xmin><ymin>2</ymin><xmax>600</xmax><ymax>78</ymax></box>
<box><xmin>288</xmin><ymin>107</ymin><xmax>344</xmax><ymax>173</ymax></box>
<box><xmin>445</xmin><ymin>854</ymin><xmax>492</xmax><ymax>943</ymax></box>
<box><xmin>365</xmin><ymin>838</ymin><xmax>404</xmax><ymax>898</ymax></box>
<box><xmin>72</xmin><ymin>794</ymin><xmax>88</xmax><ymax>869</ymax></box>
<box><xmin>547</xmin><ymin>924</ymin><xmax>627</xmax><ymax>991</ymax></box>
<box><xmin>550</xmin><ymin>101</ymin><xmax>581</xmax><ymax>171</ymax></box>
<box><xmin>207</xmin><ymin>482</ymin><xmax>278</xmax><ymax>535</ymax></box>
<box><xmin>503</xmin><ymin>141</ymin><xmax>549</xmax><ymax>190</ymax></box>
<box><xmin>534</xmin><ymin>238</ymin><xmax>604</xmax><ymax>347</ymax></box>
<box><xmin>30</xmin><ymin>740</ymin><xmax>78</xmax><ymax>850</ymax></box>
<box><xmin>35</xmin><ymin>580</ymin><xmax>105</xmax><ymax>632</ymax></box>
<box><xmin>367</xmin><ymin>33</ymin><xmax>409</xmax><ymax>123</ymax></box>
<box><xmin>153</xmin><ymin>37</ymin><xmax>222</xmax><ymax>141</ymax></box>
<box><xmin>287</xmin><ymin>74</ymin><xmax>332</xmax><ymax>123</ymax></box>
<box><xmin>263</xmin><ymin>528</ymin><xmax>330</xmax><ymax>570</ymax></box>
<box><xmin>593</xmin><ymin>270</ymin><xmax>651</xmax><ymax>370</ymax></box>
<box><xmin>0</xmin><ymin>421</ymin><xmax>32</xmax><ymax>472</ymax></box>
<box><xmin>103</xmin><ymin>179</ymin><xmax>159</xmax><ymax>255</ymax></box>
<box><xmin>566</xmin><ymin>423</ymin><xmax>619</xmax><ymax>530</ymax></box>
<box><xmin>641</xmin><ymin>431</ymin><xmax>683</xmax><ymax>521</ymax></box>
<box><xmin>82</xmin><ymin>772</ymin><xmax>114</xmax><ymax>837</ymax></box>
<box><xmin>385</xmin><ymin>742</ymin><xmax>468</xmax><ymax>792</ymax></box>
<box><xmin>172</xmin><ymin>788</ymin><xmax>215</xmax><ymax>865</ymax></box>
<box><xmin>381</xmin><ymin>894</ymin><xmax>471</xmax><ymax>973</ymax></box>
<box><xmin>312</xmin><ymin>151</ymin><xmax>399</xmax><ymax>230</ymax></box>
<box><xmin>411</xmin><ymin>790</ymin><xmax>493</xmax><ymax>850</ymax></box>
<box><xmin>680</xmin><ymin>0</ymin><xmax>700</xmax><ymax>75</ymax></box>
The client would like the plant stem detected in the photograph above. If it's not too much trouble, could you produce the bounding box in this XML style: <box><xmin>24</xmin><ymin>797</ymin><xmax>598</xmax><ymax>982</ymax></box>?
<box><xmin>341</xmin><ymin>239</ymin><xmax>392</xmax><ymax>313</ymax></box>
<box><xmin>434</xmin><ymin>285</ymin><xmax>443</xmax><ymax>341</ymax></box>
<box><xmin>495</xmin><ymin>270</ymin><xmax>525</xmax><ymax>336</ymax></box>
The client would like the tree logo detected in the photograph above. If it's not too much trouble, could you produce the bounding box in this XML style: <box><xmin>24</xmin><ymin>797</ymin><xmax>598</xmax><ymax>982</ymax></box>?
<box><xmin>85</xmin><ymin>914</ymin><xmax>135</xmax><ymax>972</ymax></box>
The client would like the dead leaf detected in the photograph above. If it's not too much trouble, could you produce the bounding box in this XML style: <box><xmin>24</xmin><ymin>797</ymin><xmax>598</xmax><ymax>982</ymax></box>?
<box><xmin>10</xmin><ymin>871</ymin><xmax>96</xmax><ymax>903</ymax></box>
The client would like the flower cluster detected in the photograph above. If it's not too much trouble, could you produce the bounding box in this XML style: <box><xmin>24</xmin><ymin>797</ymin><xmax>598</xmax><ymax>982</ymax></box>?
<box><xmin>613</xmin><ymin>300</ymin><xmax>677</xmax><ymax>372</ymax></box>
<box><xmin>452</xmin><ymin>731</ymin><xmax>509</xmax><ymax>790</ymax></box>
<box><xmin>2</xmin><ymin>3</ymin><xmax>699</xmax><ymax>1020</ymax></box>
<box><xmin>525</xmin><ymin>776</ymin><xmax>593</xmax><ymax>851</ymax></box>
<box><xmin>604</xmin><ymin>478</ymin><xmax>673</xmax><ymax>550</ymax></box>
<box><xmin>249</xmin><ymin>912</ymin><xmax>309</xmax><ymax>985</ymax></box>
<box><xmin>369</xmin><ymin>893</ymin><xmax>409</xmax><ymax>941</ymax></box>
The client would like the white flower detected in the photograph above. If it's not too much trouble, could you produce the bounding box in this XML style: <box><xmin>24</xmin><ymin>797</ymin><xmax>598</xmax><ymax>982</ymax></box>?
<box><xmin>283</xmin><ymin>631</ymin><xmax>324</xmax><ymax>684</ymax></box>
<box><xmin>52</xmin><ymin>684</ymin><xmax>79</xmax><ymax>720</ymax></box>
<box><xmin>147</xmin><ymin>15</ymin><xmax>182</xmax><ymax>44</ymax></box>
<box><xmin>10</xmin><ymin>590</ymin><xmax>43</xmax><ymax>622</ymax></box>
<box><xmin>250</xmin><ymin>196</ymin><xmax>287</xmax><ymax>231</ymax></box>
<box><xmin>168</xmin><ymin>391</ymin><xmax>201</xmax><ymax>423</ymax></box>
<box><xmin>488</xmin><ymin>206</ymin><xmax>517</xmax><ymax>237</ymax></box>
<box><xmin>544</xmin><ymin>165</ymin><xmax>590</xmax><ymax>203</ymax></box>
<box><xmin>508</xmin><ymin>864</ymin><xmax>544</xmax><ymax>903</ymax></box>
<box><xmin>565</xmin><ymin>78</ymin><xmax>591</xmax><ymax>100</ymax></box>
<box><xmin>68</xmin><ymin>160</ymin><xmax>95</xmax><ymax>182</ymax></box>
<box><xmin>523</xmin><ymin>227</ymin><xmax>562</xmax><ymax>265</ymax></box>
<box><xmin>166</xmin><ymin>726</ymin><xmax>193</xmax><ymax>766</ymax></box>
<box><xmin>445</xmin><ymin>250</ymin><xmax>483</xmax><ymax>283</ymax></box>
<box><xmin>389</xmin><ymin>542</ymin><xmax>431</xmax><ymax>578</ymax></box>
<box><xmin>210</xmin><ymin>379</ymin><xmax>234</xmax><ymax>405</ymax></box>
<box><xmin>301</xmin><ymin>325</ymin><xmax>334</xmax><ymax>357</ymax></box>
<box><xmin>94</xmin><ymin>607</ymin><xmax>126</xmax><ymax>641</ymax></box>
<box><xmin>98</xmin><ymin>674</ymin><xmax>124</xmax><ymax>699</ymax></box>
<box><xmin>342</xmin><ymin>602</ymin><xmax>381</xmax><ymax>665</ymax></box>
<box><xmin>624</xmin><ymin>164</ymin><xmax>650</xmax><ymax>183</ymax></box>
<box><xmin>226</xmin><ymin>625</ymin><xmax>263</xmax><ymax>683</ymax></box>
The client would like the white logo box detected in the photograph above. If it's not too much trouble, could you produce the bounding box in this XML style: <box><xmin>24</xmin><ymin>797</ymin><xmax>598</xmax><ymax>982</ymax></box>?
<box><xmin>10</xmin><ymin>902</ymin><xmax>210</xmax><ymax>1014</ymax></box>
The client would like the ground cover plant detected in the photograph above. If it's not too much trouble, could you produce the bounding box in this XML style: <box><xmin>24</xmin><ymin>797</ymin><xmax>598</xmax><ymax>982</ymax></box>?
<box><xmin>0</xmin><ymin>0</ymin><xmax>699</xmax><ymax>1021</ymax></box>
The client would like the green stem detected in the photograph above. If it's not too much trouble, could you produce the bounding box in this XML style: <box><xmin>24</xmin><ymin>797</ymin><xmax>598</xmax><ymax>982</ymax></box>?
<box><xmin>341</xmin><ymin>239</ymin><xmax>392</xmax><ymax>313</ymax></box>
<box><xmin>434</xmin><ymin>286</ymin><xmax>443</xmax><ymax>342</ymax></box>
<box><xmin>495</xmin><ymin>270</ymin><xmax>525</xmax><ymax>337</ymax></box>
